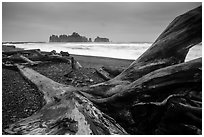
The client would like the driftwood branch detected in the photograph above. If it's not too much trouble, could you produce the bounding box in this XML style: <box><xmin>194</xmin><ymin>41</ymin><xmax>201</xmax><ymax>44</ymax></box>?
<box><xmin>113</xmin><ymin>6</ymin><xmax>202</xmax><ymax>82</ymax></box>
<box><xmin>3</xmin><ymin>49</ymin><xmax>71</xmax><ymax>63</ymax></box>
<box><xmin>102</xmin><ymin>66</ymin><xmax>125</xmax><ymax>77</ymax></box>
<box><xmin>2</xmin><ymin>49</ymin><xmax>41</xmax><ymax>56</ymax></box>
<box><xmin>95</xmin><ymin>67</ymin><xmax>112</xmax><ymax>80</ymax></box>
<box><xmin>84</xmin><ymin>58</ymin><xmax>201</xmax><ymax>104</ymax></box>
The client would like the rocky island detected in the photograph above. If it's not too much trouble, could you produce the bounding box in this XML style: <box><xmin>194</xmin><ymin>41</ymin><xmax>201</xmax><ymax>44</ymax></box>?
<box><xmin>49</xmin><ymin>33</ymin><xmax>109</xmax><ymax>43</ymax></box>
<box><xmin>49</xmin><ymin>32</ymin><xmax>90</xmax><ymax>42</ymax></box>
<box><xmin>94</xmin><ymin>36</ymin><xmax>109</xmax><ymax>42</ymax></box>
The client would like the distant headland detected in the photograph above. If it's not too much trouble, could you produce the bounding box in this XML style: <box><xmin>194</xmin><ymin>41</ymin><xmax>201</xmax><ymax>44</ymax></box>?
<box><xmin>49</xmin><ymin>32</ymin><xmax>109</xmax><ymax>42</ymax></box>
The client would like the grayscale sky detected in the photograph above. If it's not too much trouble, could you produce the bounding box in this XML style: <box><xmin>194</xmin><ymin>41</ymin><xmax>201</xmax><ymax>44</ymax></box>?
<box><xmin>2</xmin><ymin>2</ymin><xmax>201</xmax><ymax>42</ymax></box>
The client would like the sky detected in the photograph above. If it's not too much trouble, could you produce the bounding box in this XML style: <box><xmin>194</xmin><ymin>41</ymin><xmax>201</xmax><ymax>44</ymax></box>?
<box><xmin>2</xmin><ymin>2</ymin><xmax>201</xmax><ymax>42</ymax></box>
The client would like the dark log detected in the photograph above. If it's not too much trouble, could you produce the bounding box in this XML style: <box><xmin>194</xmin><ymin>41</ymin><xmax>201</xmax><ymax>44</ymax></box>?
<box><xmin>129</xmin><ymin>93</ymin><xmax>202</xmax><ymax>134</ymax></box>
<box><xmin>3</xmin><ymin>52</ymin><xmax>71</xmax><ymax>63</ymax></box>
<box><xmin>2</xmin><ymin>48</ymin><xmax>71</xmax><ymax>63</ymax></box>
<box><xmin>2</xmin><ymin>49</ymin><xmax>41</xmax><ymax>56</ymax></box>
<box><xmin>70</xmin><ymin>57</ymin><xmax>82</xmax><ymax>70</ymax></box>
<box><xmin>88</xmin><ymin>58</ymin><xmax>201</xmax><ymax>103</ymax></box>
<box><xmin>43</xmin><ymin>54</ymin><xmax>70</xmax><ymax>63</ymax></box>
<box><xmin>95</xmin><ymin>67</ymin><xmax>112</xmax><ymax>80</ymax></box>
<box><xmin>2</xmin><ymin>62</ymin><xmax>18</xmax><ymax>71</ymax></box>
<box><xmin>102</xmin><ymin>66</ymin><xmax>125</xmax><ymax>77</ymax></box>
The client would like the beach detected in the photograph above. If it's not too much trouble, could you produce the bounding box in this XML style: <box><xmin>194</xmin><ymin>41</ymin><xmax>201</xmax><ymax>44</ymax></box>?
<box><xmin>2</xmin><ymin>40</ymin><xmax>202</xmax><ymax>134</ymax></box>
<box><xmin>3</xmin><ymin>42</ymin><xmax>202</xmax><ymax>62</ymax></box>
<box><xmin>2</xmin><ymin>45</ymin><xmax>133</xmax><ymax>131</ymax></box>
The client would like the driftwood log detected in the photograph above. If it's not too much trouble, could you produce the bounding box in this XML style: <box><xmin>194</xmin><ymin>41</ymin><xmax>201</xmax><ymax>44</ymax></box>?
<box><xmin>3</xmin><ymin>6</ymin><xmax>202</xmax><ymax>135</ymax></box>
<box><xmin>2</xmin><ymin>49</ymin><xmax>71</xmax><ymax>63</ymax></box>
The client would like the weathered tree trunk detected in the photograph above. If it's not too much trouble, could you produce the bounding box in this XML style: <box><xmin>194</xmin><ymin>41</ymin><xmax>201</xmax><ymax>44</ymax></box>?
<box><xmin>3</xmin><ymin>6</ymin><xmax>202</xmax><ymax>135</ymax></box>
<box><xmin>78</xmin><ymin>5</ymin><xmax>202</xmax><ymax>98</ymax></box>
<box><xmin>86</xmin><ymin>58</ymin><xmax>201</xmax><ymax>104</ymax></box>
<box><xmin>113</xmin><ymin>5</ymin><xmax>201</xmax><ymax>82</ymax></box>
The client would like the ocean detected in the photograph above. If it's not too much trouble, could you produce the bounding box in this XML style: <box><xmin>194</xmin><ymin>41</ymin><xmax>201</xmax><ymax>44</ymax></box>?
<box><xmin>5</xmin><ymin>42</ymin><xmax>202</xmax><ymax>62</ymax></box>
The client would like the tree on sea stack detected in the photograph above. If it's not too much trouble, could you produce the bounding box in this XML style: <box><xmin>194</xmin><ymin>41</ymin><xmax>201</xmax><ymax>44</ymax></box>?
<box><xmin>3</xmin><ymin>6</ymin><xmax>202</xmax><ymax>135</ymax></box>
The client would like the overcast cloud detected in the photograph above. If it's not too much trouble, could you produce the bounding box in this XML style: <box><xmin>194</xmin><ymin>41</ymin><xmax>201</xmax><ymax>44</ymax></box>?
<box><xmin>2</xmin><ymin>2</ymin><xmax>201</xmax><ymax>42</ymax></box>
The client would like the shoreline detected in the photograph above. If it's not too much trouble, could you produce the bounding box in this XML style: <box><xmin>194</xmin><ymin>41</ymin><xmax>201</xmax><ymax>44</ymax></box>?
<box><xmin>2</xmin><ymin>44</ymin><xmax>134</xmax><ymax>68</ymax></box>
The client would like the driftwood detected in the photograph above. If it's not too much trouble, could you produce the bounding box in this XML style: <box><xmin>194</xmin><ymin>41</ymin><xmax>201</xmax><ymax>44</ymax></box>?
<box><xmin>95</xmin><ymin>66</ymin><xmax>125</xmax><ymax>80</ymax></box>
<box><xmin>3</xmin><ymin>49</ymin><xmax>71</xmax><ymax>62</ymax></box>
<box><xmin>95</xmin><ymin>67</ymin><xmax>112</xmax><ymax>80</ymax></box>
<box><xmin>2</xmin><ymin>49</ymin><xmax>41</xmax><ymax>56</ymax></box>
<box><xmin>70</xmin><ymin>57</ymin><xmax>82</xmax><ymax>70</ymax></box>
<box><xmin>19</xmin><ymin>55</ymin><xmax>39</xmax><ymax>65</ymax></box>
<box><xmin>87</xmin><ymin>58</ymin><xmax>201</xmax><ymax>103</ymax></box>
<box><xmin>102</xmin><ymin>66</ymin><xmax>125</xmax><ymax>77</ymax></box>
<box><xmin>3</xmin><ymin>6</ymin><xmax>202</xmax><ymax>135</ymax></box>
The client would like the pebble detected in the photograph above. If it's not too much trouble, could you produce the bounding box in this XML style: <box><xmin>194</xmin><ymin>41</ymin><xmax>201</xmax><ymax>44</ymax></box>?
<box><xmin>89</xmin><ymin>79</ymin><xmax>94</xmax><ymax>82</ymax></box>
<box><xmin>2</xmin><ymin>68</ymin><xmax>44</xmax><ymax>129</ymax></box>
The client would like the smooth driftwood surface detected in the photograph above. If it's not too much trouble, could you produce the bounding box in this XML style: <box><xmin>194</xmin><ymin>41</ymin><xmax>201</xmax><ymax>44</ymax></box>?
<box><xmin>3</xmin><ymin>6</ymin><xmax>202</xmax><ymax>135</ymax></box>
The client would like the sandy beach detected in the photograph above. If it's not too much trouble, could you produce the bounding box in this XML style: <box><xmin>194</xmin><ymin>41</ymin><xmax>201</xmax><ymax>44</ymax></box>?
<box><xmin>2</xmin><ymin>45</ymin><xmax>134</xmax><ymax>131</ymax></box>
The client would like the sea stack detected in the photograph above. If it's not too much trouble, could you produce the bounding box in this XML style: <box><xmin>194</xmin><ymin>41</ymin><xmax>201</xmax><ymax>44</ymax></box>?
<box><xmin>49</xmin><ymin>32</ymin><xmax>89</xmax><ymax>42</ymax></box>
<box><xmin>94</xmin><ymin>36</ymin><xmax>109</xmax><ymax>42</ymax></box>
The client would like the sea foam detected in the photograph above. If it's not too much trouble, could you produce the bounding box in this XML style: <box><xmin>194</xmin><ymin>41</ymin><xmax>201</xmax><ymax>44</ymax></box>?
<box><xmin>8</xmin><ymin>42</ymin><xmax>201</xmax><ymax>62</ymax></box>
